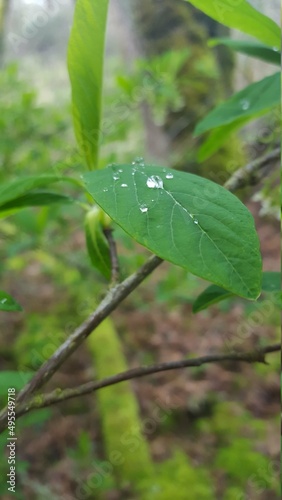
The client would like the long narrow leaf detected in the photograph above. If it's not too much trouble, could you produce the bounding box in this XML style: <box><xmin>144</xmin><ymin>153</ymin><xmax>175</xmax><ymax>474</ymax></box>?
<box><xmin>0</xmin><ymin>175</ymin><xmax>81</xmax><ymax>209</ymax></box>
<box><xmin>198</xmin><ymin>116</ymin><xmax>250</xmax><ymax>161</ymax></box>
<box><xmin>195</xmin><ymin>72</ymin><xmax>280</xmax><ymax>136</ymax></box>
<box><xmin>183</xmin><ymin>0</ymin><xmax>280</xmax><ymax>47</ymax></box>
<box><xmin>0</xmin><ymin>191</ymin><xmax>74</xmax><ymax>212</ymax></box>
<box><xmin>68</xmin><ymin>0</ymin><xmax>109</xmax><ymax>170</ymax></box>
<box><xmin>209</xmin><ymin>38</ymin><xmax>281</xmax><ymax>66</ymax></box>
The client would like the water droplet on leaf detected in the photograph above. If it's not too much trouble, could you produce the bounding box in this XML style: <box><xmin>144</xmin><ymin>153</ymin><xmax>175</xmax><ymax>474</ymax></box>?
<box><xmin>121</xmin><ymin>184</ymin><xmax>128</xmax><ymax>188</ymax></box>
<box><xmin>134</xmin><ymin>156</ymin><xmax>144</xmax><ymax>165</ymax></box>
<box><xmin>166</xmin><ymin>173</ymin><xmax>174</xmax><ymax>179</ymax></box>
<box><xmin>146</xmin><ymin>175</ymin><xmax>163</xmax><ymax>189</ymax></box>
<box><xmin>240</xmin><ymin>99</ymin><xmax>250</xmax><ymax>111</ymax></box>
<box><xmin>140</xmin><ymin>205</ymin><xmax>148</xmax><ymax>213</ymax></box>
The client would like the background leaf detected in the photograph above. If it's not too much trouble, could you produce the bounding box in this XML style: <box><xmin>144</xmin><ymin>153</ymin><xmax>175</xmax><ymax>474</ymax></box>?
<box><xmin>195</xmin><ymin>72</ymin><xmax>280</xmax><ymax>137</ymax></box>
<box><xmin>83</xmin><ymin>164</ymin><xmax>262</xmax><ymax>299</ymax></box>
<box><xmin>183</xmin><ymin>0</ymin><xmax>280</xmax><ymax>47</ymax></box>
<box><xmin>208</xmin><ymin>38</ymin><xmax>281</xmax><ymax>66</ymax></box>
<box><xmin>261</xmin><ymin>271</ymin><xmax>281</xmax><ymax>293</ymax></box>
<box><xmin>197</xmin><ymin>117</ymin><xmax>250</xmax><ymax>161</ymax></box>
<box><xmin>0</xmin><ymin>291</ymin><xmax>23</xmax><ymax>312</ymax></box>
<box><xmin>193</xmin><ymin>285</ymin><xmax>233</xmax><ymax>313</ymax></box>
<box><xmin>68</xmin><ymin>0</ymin><xmax>109</xmax><ymax>170</ymax></box>
<box><xmin>0</xmin><ymin>175</ymin><xmax>80</xmax><ymax>210</ymax></box>
<box><xmin>193</xmin><ymin>271</ymin><xmax>281</xmax><ymax>312</ymax></box>
<box><xmin>0</xmin><ymin>371</ymin><xmax>33</xmax><ymax>394</ymax></box>
<box><xmin>0</xmin><ymin>191</ymin><xmax>74</xmax><ymax>212</ymax></box>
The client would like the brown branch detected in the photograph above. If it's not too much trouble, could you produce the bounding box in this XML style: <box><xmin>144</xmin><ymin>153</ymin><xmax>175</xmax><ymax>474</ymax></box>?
<box><xmin>224</xmin><ymin>147</ymin><xmax>280</xmax><ymax>192</ymax></box>
<box><xmin>104</xmin><ymin>228</ymin><xmax>120</xmax><ymax>284</ymax></box>
<box><xmin>14</xmin><ymin>344</ymin><xmax>281</xmax><ymax>420</ymax></box>
<box><xmin>15</xmin><ymin>256</ymin><xmax>162</xmax><ymax>401</ymax></box>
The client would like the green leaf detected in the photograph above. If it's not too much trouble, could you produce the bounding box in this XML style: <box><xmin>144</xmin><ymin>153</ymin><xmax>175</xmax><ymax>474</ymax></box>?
<box><xmin>0</xmin><ymin>371</ymin><xmax>33</xmax><ymax>394</ymax></box>
<box><xmin>193</xmin><ymin>271</ymin><xmax>281</xmax><ymax>312</ymax></box>
<box><xmin>195</xmin><ymin>72</ymin><xmax>280</xmax><ymax>137</ymax></box>
<box><xmin>0</xmin><ymin>191</ymin><xmax>74</xmax><ymax>212</ymax></box>
<box><xmin>193</xmin><ymin>285</ymin><xmax>233</xmax><ymax>312</ymax></box>
<box><xmin>198</xmin><ymin>116</ymin><xmax>250</xmax><ymax>161</ymax></box>
<box><xmin>83</xmin><ymin>164</ymin><xmax>262</xmax><ymax>299</ymax></box>
<box><xmin>0</xmin><ymin>291</ymin><xmax>23</xmax><ymax>312</ymax></box>
<box><xmin>261</xmin><ymin>271</ymin><xmax>281</xmax><ymax>293</ymax></box>
<box><xmin>0</xmin><ymin>175</ymin><xmax>81</xmax><ymax>210</ymax></box>
<box><xmin>183</xmin><ymin>0</ymin><xmax>280</xmax><ymax>47</ymax></box>
<box><xmin>85</xmin><ymin>208</ymin><xmax>111</xmax><ymax>280</ymax></box>
<box><xmin>68</xmin><ymin>0</ymin><xmax>109</xmax><ymax>170</ymax></box>
<box><xmin>209</xmin><ymin>38</ymin><xmax>281</xmax><ymax>66</ymax></box>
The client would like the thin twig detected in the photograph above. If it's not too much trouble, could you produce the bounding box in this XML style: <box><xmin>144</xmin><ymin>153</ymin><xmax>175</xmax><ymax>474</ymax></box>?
<box><xmin>104</xmin><ymin>228</ymin><xmax>120</xmax><ymax>284</ymax></box>
<box><xmin>14</xmin><ymin>344</ymin><xmax>281</xmax><ymax>420</ymax></box>
<box><xmin>224</xmin><ymin>147</ymin><xmax>280</xmax><ymax>192</ymax></box>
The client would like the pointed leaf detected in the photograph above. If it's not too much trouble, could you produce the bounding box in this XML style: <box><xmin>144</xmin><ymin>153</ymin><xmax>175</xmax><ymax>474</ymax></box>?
<box><xmin>0</xmin><ymin>175</ymin><xmax>81</xmax><ymax>210</ymax></box>
<box><xmin>195</xmin><ymin>72</ymin><xmax>280</xmax><ymax>136</ymax></box>
<box><xmin>0</xmin><ymin>191</ymin><xmax>74</xmax><ymax>212</ymax></box>
<box><xmin>83</xmin><ymin>164</ymin><xmax>262</xmax><ymax>299</ymax></box>
<box><xmin>68</xmin><ymin>0</ymin><xmax>109</xmax><ymax>170</ymax></box>
<box><xmin>209</xmin><ymin>38</ymin><xmax>281</xmax><ymax>65</ymax></box>
<box><xmin>0</xmin><ymin>291</ymin><xmax>23</xmax><ymax>312</ymax></box>
<box><xmin>85</xmin><ymin>208</ymin><xmax>111</xmax><ymax>280</ymax></box>
<box><xmin>183</xmin><ymin>0</ymin><xmax>280</xmax><ymax>47</ymax></box>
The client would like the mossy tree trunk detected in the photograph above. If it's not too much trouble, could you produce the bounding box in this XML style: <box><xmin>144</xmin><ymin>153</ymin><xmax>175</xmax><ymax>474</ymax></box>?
<box><xmin>128</xmin><ymin>0</ymin><xmax>238</xmax><ymax>177</ymax></box>
<box><xmin>87</xmin><ymin>318</ymin><xmax>155</xmax><ymax>492</ymax></box>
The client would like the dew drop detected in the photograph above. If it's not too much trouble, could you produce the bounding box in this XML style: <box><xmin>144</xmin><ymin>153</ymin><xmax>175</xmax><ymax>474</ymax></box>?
<box><xmin>103</xmin><ymin>188</ymin><xmax>108</xmax><ymax>192</ymax></box>
<box><xmin>118</xmin><ymin>169</ymin><xmax>123</xmax><ymax>173</ymax></box>
<box><xmin>240</xmin><ymin>99</ymin><xmax>250</xmax><ymax>111</ymax></box>
<box><xmin>121</xmin><ymin>183</ymin><xmax>128</xmax><ymax>188</ymax></box>
<box><xmin>134</xmin><ymin>156</ymin><xmax>145</xmax><ymax>165</ymax></box>
<box><xmin>140</xmin><ymin>205</ymin><xmax>148</xmax><ymax>213</ymax></box>
<box><xmin>146</xmin><ymin>175</ymin><xmax>164</xmax><ymax>189</ymax></box>
<box><xmin>166</xmin><ymin>173</ymin><xmax>174</xmax><ymax>179</ymax></box>
<box><xmin>1</xmin><ymin>298</ymin><xmax>7</xmax><ymax>304</ymax></box>
<box><xmin>113</xmin><ymin>174</ymin><xmax>120</xmax><ymax>181</ymax></box>
<box><xmin>273</xmin><ymin>46</ymin><xmax>280</xmax><ymax>52</ymax></box>
<box><xmin>193</xmin><ymin>219</ymin><xmax>199</xmax><ymax>225</ymax></box>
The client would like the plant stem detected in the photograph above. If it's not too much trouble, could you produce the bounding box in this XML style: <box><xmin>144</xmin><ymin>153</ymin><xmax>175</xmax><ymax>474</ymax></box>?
<box><xmin>224</xmin><ymin>147</ymin><xmax>280</xmax><ymax>192</ymax></box>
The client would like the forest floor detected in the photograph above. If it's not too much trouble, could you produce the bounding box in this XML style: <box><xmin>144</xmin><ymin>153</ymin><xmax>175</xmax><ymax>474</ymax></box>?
<box><xmin>1</xmin><ymin>198</ymin><xmax>280</xmax><ymax>500</ymax></box>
